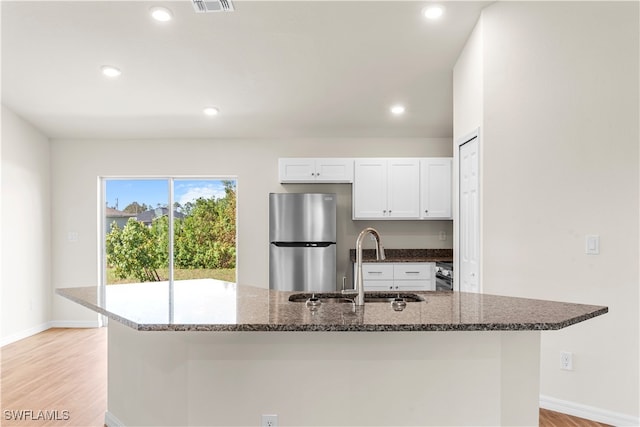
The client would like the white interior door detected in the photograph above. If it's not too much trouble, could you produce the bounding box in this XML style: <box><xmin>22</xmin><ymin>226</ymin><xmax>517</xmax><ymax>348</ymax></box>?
<box><xmin>459</xmin><ymin>137</ymin><xmax>480</xmax><ymax>293</ymax></box>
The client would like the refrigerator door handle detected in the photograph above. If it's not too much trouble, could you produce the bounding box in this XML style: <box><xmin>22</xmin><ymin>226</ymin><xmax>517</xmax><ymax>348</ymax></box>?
<box><xmin>271</xmin><ymin>242</ymin><xmax>335</xmax><ymax>248</ymax></box>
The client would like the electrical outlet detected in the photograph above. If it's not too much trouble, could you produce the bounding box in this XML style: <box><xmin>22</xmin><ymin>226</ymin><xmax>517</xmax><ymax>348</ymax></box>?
<box><xmin>439</xmin><ymin>231</ymin><xmax>446</xmax><ymax>241</ymax></box>
<box><xmin>560</xmin><ymin>351</ymin><xmax>573</xmax><ymax>370</ymax></box>
<box><xmin>261</xmin><ymin>414</ymin><xmax>278</xmax><ymax>427</ymax></box>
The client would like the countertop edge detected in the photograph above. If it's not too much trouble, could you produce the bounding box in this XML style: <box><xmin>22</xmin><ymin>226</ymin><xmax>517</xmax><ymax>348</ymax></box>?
<box><xmin>55</xmin><ymin>287</ymin><xmax>608</xmax><ymax>333</ymax></box>
<box><xmin>56</xmin><ymin>288</ymin><xmax>142</xmax><ymax>330</ymax></box>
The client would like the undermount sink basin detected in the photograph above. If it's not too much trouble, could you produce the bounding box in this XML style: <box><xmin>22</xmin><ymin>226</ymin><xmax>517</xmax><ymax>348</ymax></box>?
<box><xmin>288</xmin><ymin>292</ymin><xmax>424</xmax><ymax>304</ymax></box>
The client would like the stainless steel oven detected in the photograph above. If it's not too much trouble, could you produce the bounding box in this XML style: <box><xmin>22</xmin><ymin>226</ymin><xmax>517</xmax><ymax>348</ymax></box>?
<box><xmin>435</xmin><ymin>261</ymin><xmax>453</xmax><ymax>291</ymax></box>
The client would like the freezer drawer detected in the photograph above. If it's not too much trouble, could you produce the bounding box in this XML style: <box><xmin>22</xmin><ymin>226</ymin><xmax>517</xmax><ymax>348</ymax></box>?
<box><xmin>269</xmin><ymin>244</ymin><xmax>336</xmax><ymax>292</ymax></box>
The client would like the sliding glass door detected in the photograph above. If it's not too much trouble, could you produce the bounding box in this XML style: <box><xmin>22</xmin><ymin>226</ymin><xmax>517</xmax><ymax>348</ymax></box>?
<box><xmin>102</xmin><ymin>177</ymin><xmax>237</xmax><ymax>286</ymax></box>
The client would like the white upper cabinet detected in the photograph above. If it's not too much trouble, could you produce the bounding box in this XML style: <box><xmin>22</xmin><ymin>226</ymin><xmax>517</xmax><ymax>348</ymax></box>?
<box><xmin>279</xmin><ymin>158</ymin><xmax>354</xmax><ymax>183</ymax></box>
<box><xmin>388</xmin><ymin>159</ymin><xmax>421</xmax><ymax>218</ymax></box>
<box><xmin>279</xmin><ymin>157</ymin><xmax>452</xmax><ymax>220</ymax></box>
<box><xmin>353</xmin><ymin>158</ymin><xmax>420</xmax><ymax>219</ymax></box>
<box><xmin>420</xmin><ymin>158</ymin><xmax>452</xmax><ymax>219</ymax></box>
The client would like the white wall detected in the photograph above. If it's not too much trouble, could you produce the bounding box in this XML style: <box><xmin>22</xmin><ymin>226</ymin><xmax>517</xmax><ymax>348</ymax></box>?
<box><xmin>452</xmin><ymin>15</ymin><xmax>484</xmax><ymax>291</ymax></box>
<box><xmin>50</xmin><ymin>138</ymin><xmax>453</xmax><ymax>323</ymax></box>
<box><xmin>454</xmin><ymin>1</ymin><xmax>639</xmax><ymax>422</ymax></box>
<box><xmin>453</xmin><ymin>17</ymin><xmax>483</xmax><ymax>141</ymax></box>
<box><xmin>1</xmin><ymin>105</ymin><xmax>52</xmax><ymax>344</ymax></box>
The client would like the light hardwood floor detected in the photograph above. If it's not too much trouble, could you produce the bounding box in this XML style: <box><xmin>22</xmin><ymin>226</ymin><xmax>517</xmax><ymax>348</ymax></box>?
<box><xmin>1</xmin><ymin>328</ymin><xmax>107</xmax><ymax>427</ymax></box>
<box><xmin>1</xmin><ymin>328</ymin><xmax>611</xmax><ymax>427</ymax></box>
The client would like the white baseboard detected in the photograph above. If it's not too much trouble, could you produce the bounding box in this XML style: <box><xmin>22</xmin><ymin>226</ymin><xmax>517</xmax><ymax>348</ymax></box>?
<box><xmin>49</xmin><ymin>320</ymin><xmax>101</xmax><ymax>328</ymax></box>
<box><xmin>0</xmin><ymin>321</ymin><xmax>52</xmax><ymax>347</ymax></box>
<box><xmin>105</xmin><ymin>411</ymin><xmax>125</xmax><ymax>427</ymax></box>
<box><xmin>540</xmin><ymin>394</ymin><xmax>640</xmax><ymax>426</ymax></box>
<box><xmin>1</xmin><ymin>320</ymin><xmax>102</xmax><ymax>347</ymax></box>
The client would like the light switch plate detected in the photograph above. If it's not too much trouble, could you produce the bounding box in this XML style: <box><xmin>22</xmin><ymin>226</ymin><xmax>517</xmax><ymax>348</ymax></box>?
<box><xmin>585</xmin><ymin>235</ymin><xmax>599</xmax><ymax>255</ymax></box>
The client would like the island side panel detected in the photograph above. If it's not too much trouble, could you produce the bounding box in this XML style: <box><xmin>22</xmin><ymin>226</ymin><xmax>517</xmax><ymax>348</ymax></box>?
<box><xmin>501</xmin><ymin>331</ymin><xmax>541</xmax><ymax>425</ymax></box>
<box><xmin>186</xmin><ymin>331</ymin><xmax>501</xmax><ymax>426</ymax></box>
<box><xmin>105</xmin><ymin>326</ymin><xmax>542</xmax><ymax>426</ymax></box>
<box><xmin>107</xmin><ymin>321</ymin><xmax>189</xmax><ymax>427</ymax></box>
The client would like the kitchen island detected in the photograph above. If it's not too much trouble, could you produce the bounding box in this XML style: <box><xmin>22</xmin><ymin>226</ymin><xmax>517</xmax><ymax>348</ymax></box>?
<box><xmin>57</xmin><ymin>280</ymin><xmax>607</xmax><ymax>426</ymax></box>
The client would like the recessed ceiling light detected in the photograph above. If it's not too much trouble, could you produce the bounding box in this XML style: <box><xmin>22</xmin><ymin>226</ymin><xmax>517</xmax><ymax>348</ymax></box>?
<box><xmin>203</xmin><ymin>107</ymin><xmax>220</xmax><ymax>116</ymax></box>
<box><xmin>100</xmin><ymin>65</ymin><xmax>122</xmax><ymax>78</ymax></box>
<box><xmin>150</xmin><ymin>6</ymin><xmax>173</xmax><ymax>22</ymax></box>
<box><xmin>391</xmin><ymin>105</ymin><xmax>406</xmax><ymax>115</ymax></box>
<box><xmin>423</xmin><ymin>4</ymin><xmax>445</xmax><ymax>20</ymax></box>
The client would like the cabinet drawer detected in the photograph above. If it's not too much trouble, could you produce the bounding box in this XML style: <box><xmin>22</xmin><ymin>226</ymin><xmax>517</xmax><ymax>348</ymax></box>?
<box><xmin>394</xmin><ymin>263</ymin><xmax>431</xmax><ymax>280</ymax></box>
<box><xmin>361</xmin><ymin>263</ymin><xmax>394</xmax><ymax>280</ymax></box>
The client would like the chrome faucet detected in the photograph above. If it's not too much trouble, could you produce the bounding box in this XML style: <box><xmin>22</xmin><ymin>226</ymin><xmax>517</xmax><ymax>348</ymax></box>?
<box><xmin>343</xmin><ymin>227</ymin><xmax>386</xmax><ymax>306</ymax></box>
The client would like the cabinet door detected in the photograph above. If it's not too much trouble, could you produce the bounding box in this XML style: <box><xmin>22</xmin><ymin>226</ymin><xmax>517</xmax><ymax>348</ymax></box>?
<box><xmin>420</xmin><ymin>158</ymin><xmax>452</xmax><ymax>219</ymax></box>
<box><xmin>394</xmin><ymin>282</ymin><xmax>435</xmax><ymax>291</ymax></box>
<box><xmin>363</xmin><ymin>281</ymin><xmax>396</xmax><ymax>291</ymax></box>
<box><xmin>387</xmin><ymin>159</ymin><xmax>420</xmax><ymax>218</ymax></box>
<box><xmin>353</xmin><ymin>159</ymin><xmax>387</xmax><ymax>219</ymax></box>
<box><xmin>315</xmin><ymin>158</ymin><xmax>354</xmax><ymax>183</ymax></box>
<box><xmin>278</xmin><ymin>158</ymin><xmax>317</xmax><ymax>183</ymax></box>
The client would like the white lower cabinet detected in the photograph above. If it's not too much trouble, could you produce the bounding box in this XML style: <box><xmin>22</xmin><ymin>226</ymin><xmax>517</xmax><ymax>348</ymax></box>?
<box><xmin>356</xmin><ymin>262</ymin><xmax>435</xmax><ymax>291</ymax></box>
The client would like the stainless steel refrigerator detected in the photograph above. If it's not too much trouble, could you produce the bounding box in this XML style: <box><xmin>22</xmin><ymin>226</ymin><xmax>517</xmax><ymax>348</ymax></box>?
<box><xmin>269</xmin><ymin>193</ymin><xmax>337</xmax><ymax>292</ymax></box>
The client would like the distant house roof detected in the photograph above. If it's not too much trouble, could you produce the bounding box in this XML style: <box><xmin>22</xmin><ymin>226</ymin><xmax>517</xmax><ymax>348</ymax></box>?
<box><xmin>136</xmin><ymin>207</ymin><xmax>185</xmax><ymax>225</ymax></box>
<box><xmin>106</xmin><ymin>207</ymin><xmax>137</xmax><ymax>218</ymax></box>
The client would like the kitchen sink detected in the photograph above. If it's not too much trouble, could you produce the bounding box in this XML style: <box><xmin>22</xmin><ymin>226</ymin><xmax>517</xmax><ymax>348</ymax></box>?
<box><xmin>288</xmin><ymin>292</ymin><xmax>424</xmax><ymax>303</ymax></box>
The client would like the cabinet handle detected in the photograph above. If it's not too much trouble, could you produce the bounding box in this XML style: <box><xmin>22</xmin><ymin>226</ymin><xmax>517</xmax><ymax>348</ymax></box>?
<box><xmin>405</xmin><ymin>271</ymin><xmax>420</xmax><ymax>274</ymax></box>
<box><xmin>425</xmin><ymin>210</ymin><xmax>428</xmax><ymax>213</ymax></box>
<box><xmin>367</xmin><ymin>271</ymin><xmax>383</xmax><ymax>274</ymax></box>
<box><xmin>316</xmin><ymin>172</ymin><xmax>320</xmax><ymax>176</ymax></box>
<box><xmin>389</xmin><ymin>286</ymin><xmax>393</xmax><ymax>290</ymax></box>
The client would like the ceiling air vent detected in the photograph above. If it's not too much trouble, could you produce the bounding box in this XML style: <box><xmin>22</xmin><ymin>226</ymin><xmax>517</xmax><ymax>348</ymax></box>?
<box><xmin>192</xmin><ymin>0</ymin><xmax>234</xmax><ymax>13</ymax></box>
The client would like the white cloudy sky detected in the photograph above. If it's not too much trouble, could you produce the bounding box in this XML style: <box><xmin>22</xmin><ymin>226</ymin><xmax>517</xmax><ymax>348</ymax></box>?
<box><xmin>175</xmin><ymin>181</ymin><xmax>227</xmax><ymax>206</ymax></box>
<box><xmin>106</xmin><ymin>179</ymin><xmax>233</xmax><ymax>210</ymax></box>
<box><xmin>174</xmin><ymin>183</ymin><xmax>224</xmax><ymax>206</ymax></box>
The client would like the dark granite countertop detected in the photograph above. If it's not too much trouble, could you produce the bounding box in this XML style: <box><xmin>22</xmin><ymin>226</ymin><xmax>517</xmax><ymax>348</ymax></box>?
<box><xmin>56</xmin><ymin>279</ymin><xmax>607</xmax><ymax>332</ymax></box>
<box><xmin>349</xmin><ymin>248</ymin><xmax>453</xmax><ymax>263</ymax></box>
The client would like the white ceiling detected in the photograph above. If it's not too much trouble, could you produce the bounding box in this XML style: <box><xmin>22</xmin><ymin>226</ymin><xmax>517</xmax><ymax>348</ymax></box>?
<box><xmin>1</xmin><ymin>1</ymin><xmax>489</xmax><ymax>139</ymax></box>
